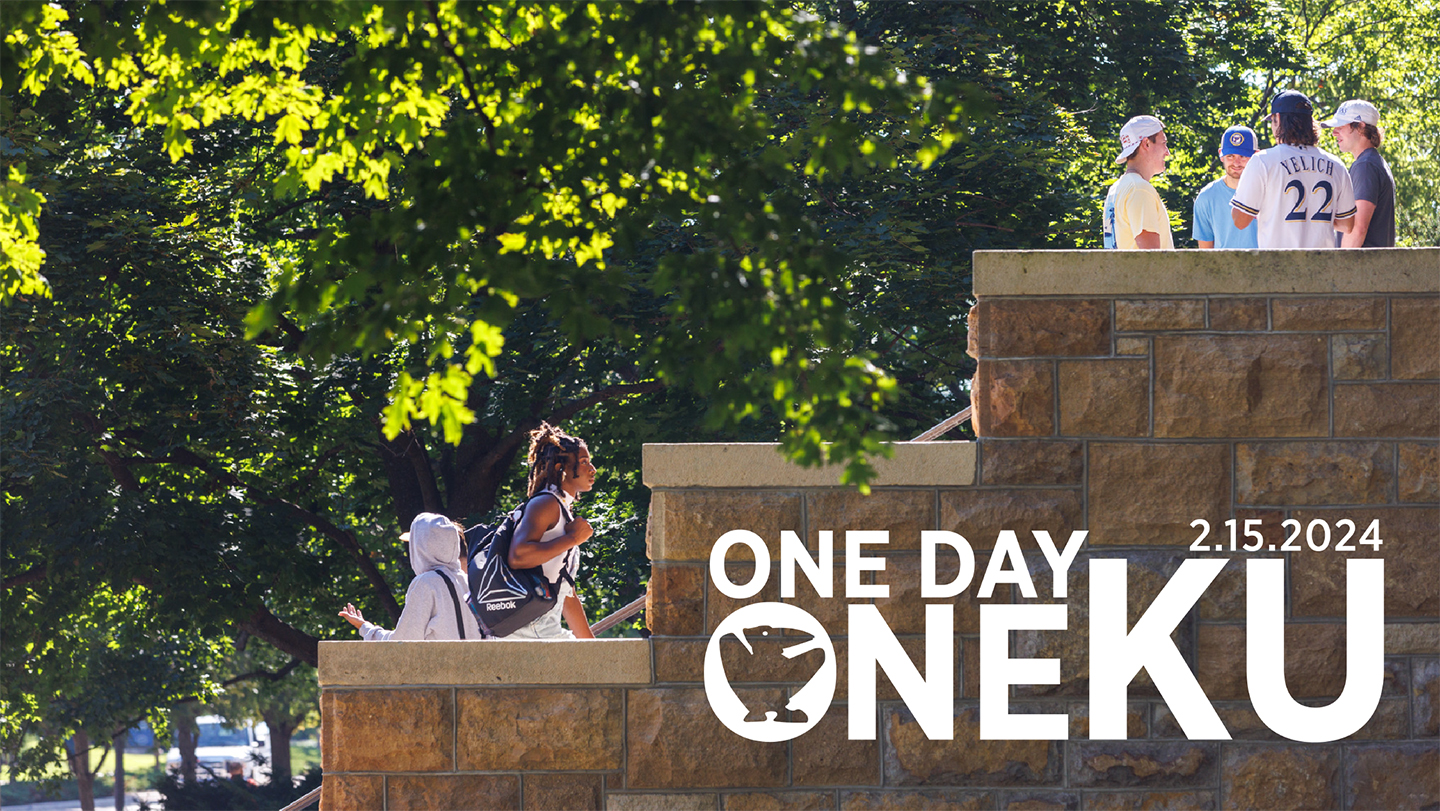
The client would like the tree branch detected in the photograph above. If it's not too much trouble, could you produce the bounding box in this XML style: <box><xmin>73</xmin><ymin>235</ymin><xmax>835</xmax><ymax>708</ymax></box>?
<box><xmin>112</xmin><ymin>445</ymin><xmax>402</xmax><ymax>622</ymax></box>
<box><xmin>953</xmin><ymin>220</ymin><xmax>1015</xmax><ymax>232</ymax></box>
<box><xmin>454</xmin><ymin>379</ymin><xmax>666</xmax><ymax>507</ymax></box>
<box><xmin>236</xmin><ymin>606</ymin><xmax>321</xmax><ymax>667</ymax></box>
<box><xmin>300</xmin><ymin>443</ymin><xmax>348</xmax><ymax>490</ymax></box>
<box><xmin>403</xmin><ymin>428</ymin><xmax>445</xmax><ymax>512</ymax></box>
<box><xmin>96</xmin><ymin>448</ymin><xmax>143</xmax><ymax>491</ymax></box>
<box><xmin>255</xmin><ymin>494</ymin><xmax>403</xmax><ymax>623</ymax></box>
<box><xmin>276</xmin><ymin>313</ymin><xmax>306</xmax><ymax>354</ymax></box>
<box><xmin>426</xmin><ymin>0</ymin><xmax>499</xmax><ymax>152</ymax></box>
<box><xmin>543</xmin><ymin>380</ymin><xmax>665</xmax><ymax>426</ymax></box>
<box><xmin>246</xmin><ymin>194</ymin><xmax>324</xmax><ymax>229</ymax></box>
<box><xmin>1311</xmin><ymin>13</ymin><xmax>1413</xmax><ymax>51</ymax></box>
<box><xmin>221</xmin><ymin>657</ymin><xmax>304</xmax><ymax>687</ymax></box>
<box><xmin>3</xmin><ymin>566</ymin><xmax>47</xmax><ymax>590</ymax></box>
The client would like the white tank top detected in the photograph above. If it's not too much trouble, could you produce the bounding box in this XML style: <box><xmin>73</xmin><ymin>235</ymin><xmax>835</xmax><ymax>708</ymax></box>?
<box><xmin>535</xmin><ymin>486</ymin><xmax>579</xmax><ymax>596</ymax></box>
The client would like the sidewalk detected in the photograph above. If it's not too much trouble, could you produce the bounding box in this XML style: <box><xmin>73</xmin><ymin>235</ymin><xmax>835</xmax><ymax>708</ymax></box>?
<box><xmin>1</xmin><ymin>790</ymin><xmax>161</xmax><ymax>811</ymax></box>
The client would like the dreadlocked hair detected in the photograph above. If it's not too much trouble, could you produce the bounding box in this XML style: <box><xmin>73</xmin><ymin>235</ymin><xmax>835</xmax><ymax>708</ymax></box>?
<box><xmin>526</xmin><ymin>422</ymin><xmax>587</xmax><ymax>498</ymax></box>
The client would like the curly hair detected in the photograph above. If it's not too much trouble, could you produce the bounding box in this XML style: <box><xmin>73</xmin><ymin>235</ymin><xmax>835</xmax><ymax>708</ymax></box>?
<box><xmin>1274</xmin><ymin>112</ymin><xmax>1319</xmax><ymax>146</ymax></box>
<box><xmin>525</xmin><ymin>422</ymin><xmax>587</xmax><ymax>498</ymax></box>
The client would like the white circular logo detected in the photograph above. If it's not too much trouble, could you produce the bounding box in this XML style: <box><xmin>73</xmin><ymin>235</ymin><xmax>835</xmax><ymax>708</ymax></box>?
<box><xmin>703</xmin><ymin>602</ymin><xmax>836</xmax><ymax>742</ymax></box>
<box><xmin>1229</xmin><ymin>132</ymin><xmax>1245</xmax><ymax>146</ymax></box>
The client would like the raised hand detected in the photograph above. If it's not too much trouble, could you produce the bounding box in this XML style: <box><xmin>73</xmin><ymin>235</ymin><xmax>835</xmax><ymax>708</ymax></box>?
<box><xmin>338</xmin><ymin>602</ymin><xmax>365</xmax><ymax>630</ymax></box>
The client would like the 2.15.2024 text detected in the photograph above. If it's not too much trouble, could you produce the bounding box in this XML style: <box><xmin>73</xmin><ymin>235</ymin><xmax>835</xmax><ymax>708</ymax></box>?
<box><xmin>1189</xmin><ymin>517</ymin><xmax>1382</xmax><ymax>553</ymax></box>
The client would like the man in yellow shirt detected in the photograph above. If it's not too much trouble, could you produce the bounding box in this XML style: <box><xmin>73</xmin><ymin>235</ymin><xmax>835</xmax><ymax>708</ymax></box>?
<box><xmin>1103</xmin><ymin>115</ymin><xmax>1174</xmax><ymax>249</ymax></box>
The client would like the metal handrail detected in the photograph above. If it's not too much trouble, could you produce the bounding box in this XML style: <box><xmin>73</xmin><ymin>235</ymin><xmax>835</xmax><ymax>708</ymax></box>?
<box><xmin>279</xmin><ymin>786</ymin><xmax>322</xmax><ymax>811</ymax></box>
<box><xmin>588</xmin><ymin>591</ymin><xmax>647</xmax><ymax>636</ymax></box>
<box><xmin>910</xmin><ymin>406</ymin><xmax>972</xmax><ymax>441</ymax></box>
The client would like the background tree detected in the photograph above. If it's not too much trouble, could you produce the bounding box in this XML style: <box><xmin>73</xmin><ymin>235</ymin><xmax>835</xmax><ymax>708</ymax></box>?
<box><xmin>169</xmin><ymin>704</ymin><xmax>201</xmax><ymax>789</ymax></box>
<box><xmin>205</xmin><ymin>643</ymin><xmax>319</xmax><ymax>789</ymax></box>
<box><xmin>1261</xmin><ymin>0</ymin><xmax>1440</xmax><ymax>245</ymax></box>
<box><xmin>0</xmin><ymin>584</ymin><xmax>220</xmax><ymax>811</ymax></box>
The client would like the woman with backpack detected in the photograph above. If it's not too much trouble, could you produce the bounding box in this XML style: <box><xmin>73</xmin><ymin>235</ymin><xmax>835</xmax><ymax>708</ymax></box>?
<box><xmin>501</xmin><ymin>422</ymin><xmax>597</xmax><ymax>639</ymax></box>
<box><xmin>338</xmin><ymin>512</ymin><xmax>483</xmax><ymax>640</ymax></box>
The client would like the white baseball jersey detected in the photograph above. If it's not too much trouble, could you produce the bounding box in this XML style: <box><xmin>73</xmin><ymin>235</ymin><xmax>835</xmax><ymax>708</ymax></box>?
<box><xmin>1230</xmin><ymin>144</ymin><xmax>1356</xmax><ymax>249</ymax></box>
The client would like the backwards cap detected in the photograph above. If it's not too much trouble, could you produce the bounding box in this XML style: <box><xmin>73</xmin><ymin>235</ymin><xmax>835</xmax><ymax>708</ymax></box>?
<box><xmin>1115</xmin><ymin>115</ymin><xmax>1164</xmax><ymax>164</ymax></box>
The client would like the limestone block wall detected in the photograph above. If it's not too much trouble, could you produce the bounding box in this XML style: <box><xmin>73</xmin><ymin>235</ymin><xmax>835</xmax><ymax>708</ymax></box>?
<box><xmin>319</xmin><ymin>249</ymin><xmax>1438</xmax><ymax>810</ymax></box>
<box><xmin>956</xmin><ymin>249</ymin><xmax>1440</xmax><ymax>809</ymax></box>
<box><xmin>319</xmin><ymin>640</ymin><xmax>653</xmax><ymax>810</ymax></box>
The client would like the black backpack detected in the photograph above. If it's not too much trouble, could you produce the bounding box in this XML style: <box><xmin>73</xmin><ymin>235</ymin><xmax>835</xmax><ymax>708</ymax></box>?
<box><xmin>464</xmin><ymin>493</ymin><xmax>576</xmax><ymax>638</ymax></box>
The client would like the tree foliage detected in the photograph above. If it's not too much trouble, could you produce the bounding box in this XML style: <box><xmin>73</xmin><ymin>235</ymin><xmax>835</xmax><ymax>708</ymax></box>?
<box><xmin>205</xmin><ymin>642</ymin><xmax>320</xmax><ymax>788</ymax></box>
<box><xmin>3</xmin><ymin>0</ymin><xmax>978</xmax><ymax>483</ymax></box>
<box><xmin>1261</xmin><ymin>0</ymin><xmax>1440</xmax><ymax>245</ymax></box>
<box><xmin>4</xmin><ymin>0</ymin><xmax>1438</xmax><ymax>787</ymax></box>
<box><xmin>0</xmin><ymin>584</ymin><xmax>221</xmax><ymax>787</ymax></box>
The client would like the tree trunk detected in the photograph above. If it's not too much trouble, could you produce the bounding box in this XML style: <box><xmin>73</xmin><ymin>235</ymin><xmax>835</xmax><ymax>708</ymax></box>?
<box><xmin>263</xmin><ymin>715</ymin><xmax>294</xmax><ymax>787</ymax></box>
<box><xmin>113</xmin><ymin>730</ymin><xmax>126</xmax><ymax>811</ymax></box>
<box><xmin>178</xmin><ymin>724</ymin><xmax>198</xmax><ymax>785</ymax></box>
<box><xmin>67</xmin><ymin>730</ymin><xmax>96</xmax><ymax>811</ymax></box>
<box><xmin>171</xmin><ymin>706</ymin><xmax>199</xmax><ymax>785</ymax></box>
<box><xmin>377</xmin><ymin>431</ymin><xmax>437</xmax><ymax>528</ymax></box>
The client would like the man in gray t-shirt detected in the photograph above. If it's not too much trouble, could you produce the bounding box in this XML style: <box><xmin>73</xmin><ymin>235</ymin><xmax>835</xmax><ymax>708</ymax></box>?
<box><xmin>1322</xmin><ymin>99</ymin><xmax>1396</xmax><ymax>247</ymax></box>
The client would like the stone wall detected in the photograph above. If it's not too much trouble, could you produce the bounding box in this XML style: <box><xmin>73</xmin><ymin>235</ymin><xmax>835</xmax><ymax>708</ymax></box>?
<box><xmin>319</xmin><ymin>249</ymin><xmax>1438</xmax><ymax>810</ymax></box>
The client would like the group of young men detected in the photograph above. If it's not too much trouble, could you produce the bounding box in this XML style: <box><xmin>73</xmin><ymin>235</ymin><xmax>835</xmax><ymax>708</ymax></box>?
<box><xmin>1103</xmin><ymin>90</ymin><xmax>1396</xmax><ymax>251</ymax></box>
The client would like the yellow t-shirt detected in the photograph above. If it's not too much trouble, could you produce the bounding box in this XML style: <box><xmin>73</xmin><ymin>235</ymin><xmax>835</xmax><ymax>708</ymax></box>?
<box><xmin>1103</xmin><ymin>172</ymin><xmax>1174</xmax><ymax>250</ymax></box>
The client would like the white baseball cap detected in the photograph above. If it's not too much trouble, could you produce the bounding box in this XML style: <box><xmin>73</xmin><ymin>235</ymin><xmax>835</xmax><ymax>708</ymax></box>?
<box><xmin>1320</xmin><ymin>99</ymin><xmax>1379</xmax><ymax>129</ymax></box>
<box><xmin>1115</xmin><ymin>115</ymin><xmax>1165</xmax><ymax>163</ymax></box>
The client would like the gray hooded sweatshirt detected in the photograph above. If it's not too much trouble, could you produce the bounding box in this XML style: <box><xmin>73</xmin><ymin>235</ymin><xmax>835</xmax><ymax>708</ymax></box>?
<box><xmin>360</xmin><ymin>513</ymin><xmax>484</xmax><ymax>640</ymax></box>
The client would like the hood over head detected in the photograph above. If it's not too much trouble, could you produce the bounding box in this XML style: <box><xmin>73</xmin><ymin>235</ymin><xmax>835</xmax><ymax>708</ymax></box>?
<box><xmin>406</xmin><ymin>512</ymin><xmax>466</xmax><ymax>579</ymax></box>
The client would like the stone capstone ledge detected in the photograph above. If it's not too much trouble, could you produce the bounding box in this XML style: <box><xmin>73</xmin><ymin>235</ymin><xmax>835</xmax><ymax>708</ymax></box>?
<box><xmin>642</xmin><ymin>442</ymin><xmax>976</xmax><ymax>488</ymax></box>
<box><xmin>974</xmin><ymin>248</ymin><xmax>1440</xmax><ymax>297</ymax></box>
<box><xmin>318</xmin><ymin>639</ymin><xmax>652</xmax><ymax>687</ymax></box>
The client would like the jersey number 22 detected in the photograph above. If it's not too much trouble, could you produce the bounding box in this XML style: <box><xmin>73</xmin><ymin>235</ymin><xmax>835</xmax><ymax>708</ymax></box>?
<box><xmin>1283</xmin><ymin>179</ymin><xmax>1333</xmax><ymax>222</ymax></box>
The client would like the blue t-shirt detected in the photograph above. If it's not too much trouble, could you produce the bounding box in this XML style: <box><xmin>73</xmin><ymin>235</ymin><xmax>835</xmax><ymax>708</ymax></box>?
<box><xmin>1192</xmin><ymin>178</ymin><xmax>1257</xmax><ymax>249</ymax></box>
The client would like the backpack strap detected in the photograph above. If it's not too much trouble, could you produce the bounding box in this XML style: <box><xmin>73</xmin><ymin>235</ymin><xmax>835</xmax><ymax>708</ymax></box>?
<box><xmin>491</xmin><ymin>492</ymin><xmax>562</xmax><ymax>563</ymax></box>
<box><xmin>554</xmin><ymin>493</ymin><xmax>574</xmax><ymax>526</ymax></box>
<box><xmin>437</xmin><ymin>571</ymin><xmax>467</xmax><ymax>640</ymax></box>
<box><xmin>532</xmin><ymin>489</ymin><xmax>574</xmax><ymax>526</ymax></box>
<box><xmin>556</xmin><ymin>547</ymin><xmax>577</xmax><ymax>591</ymax></box>
<box><xmin>542</xmin><ymin>492</ymin><xmax>577</xmax><ymax>591</ymax></box>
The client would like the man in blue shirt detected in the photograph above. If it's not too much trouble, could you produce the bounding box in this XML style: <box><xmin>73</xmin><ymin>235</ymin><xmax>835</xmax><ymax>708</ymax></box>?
<box><xmin>1192</xmin><ymin>126</ymin><xmax>1259</xmax><ymax>249</ymax></box>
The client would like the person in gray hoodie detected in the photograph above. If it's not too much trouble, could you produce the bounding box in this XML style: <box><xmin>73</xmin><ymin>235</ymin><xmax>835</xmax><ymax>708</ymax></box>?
<box><xmin>338</xmin><ymin>512</ymin><xmax>483</xmax><ymax>640</ymax></box>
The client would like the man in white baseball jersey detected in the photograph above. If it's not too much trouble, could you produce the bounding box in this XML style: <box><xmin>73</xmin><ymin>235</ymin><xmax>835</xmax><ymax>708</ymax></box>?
<box><xmin>1103</xmin><ymin>115</ymin><xmax>1173</xmax><ymax>250</ymax></box>
<box><xmin>1321</xmin><ymin>99</ymin><xmax>1395</xmax><ymax>248</ymax></box>
<box><xmin>1231</xmin><ymin>90</ymin><xmax>1355</xmax><ymax>249</ymax></box>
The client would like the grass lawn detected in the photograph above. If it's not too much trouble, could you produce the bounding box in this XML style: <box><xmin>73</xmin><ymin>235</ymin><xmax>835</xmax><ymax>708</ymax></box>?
<box><xmin>290</xmin><ymin>738</ymin><xmax>321</xmax><ymax>774</ymax></box>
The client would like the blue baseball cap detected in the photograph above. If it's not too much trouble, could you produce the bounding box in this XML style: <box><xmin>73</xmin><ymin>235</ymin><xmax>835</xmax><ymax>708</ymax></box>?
<box><xmin>1219</xmin><ymin>126</ymin><xmax>1256</xmax><ymax>157</ymax></box>
<box><xmin>1270</xmin><ymin>89</ymin><xmax>1313</xmax><ymax>115</ymax></box>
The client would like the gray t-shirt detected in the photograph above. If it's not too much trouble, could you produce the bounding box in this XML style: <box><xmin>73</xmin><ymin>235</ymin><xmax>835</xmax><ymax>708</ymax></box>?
<box><xmin>1339</xmin><ymin>148</ymin><xmax>1395</xmax><ymax>247</ymax></box>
